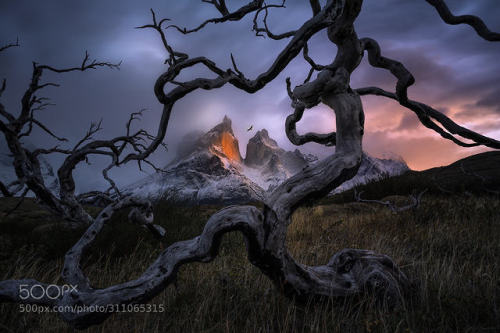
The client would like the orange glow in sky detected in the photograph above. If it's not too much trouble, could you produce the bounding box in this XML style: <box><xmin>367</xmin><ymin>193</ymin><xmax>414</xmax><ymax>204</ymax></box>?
<box><xmin>360</xmin><ymin>98</ymin><xmax>498</xmax><ymax>171</ymax></box>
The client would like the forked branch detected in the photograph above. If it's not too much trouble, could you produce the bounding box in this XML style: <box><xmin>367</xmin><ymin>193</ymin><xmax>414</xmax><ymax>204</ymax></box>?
<box><xmin>356</xmin><ymin>86</ymin><xmax>500</xmax><ymax>149</ymax></box>
<box><xmin>1</xmin><ymin>0</ymin><xmax>499</xmax><ymax>329</ymax></box>
<box><xmin>166</xmin><ymin>0</ymin><xmax>266</xmax><ymax>35</ymax></box>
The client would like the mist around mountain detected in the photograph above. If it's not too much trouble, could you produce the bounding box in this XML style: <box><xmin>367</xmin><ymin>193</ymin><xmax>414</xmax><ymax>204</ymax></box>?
<box><xmin>125</xmin><ymin>116</ymin><xmax>409</xmax><ymax>203</ymax></box>
<box><xmin>0</xmin><ymin>116</ymin><xmax>409</xmax><ymax>203</ymax></box>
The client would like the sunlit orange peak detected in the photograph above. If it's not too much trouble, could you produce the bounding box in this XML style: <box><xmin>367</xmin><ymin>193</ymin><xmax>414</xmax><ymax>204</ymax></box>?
<box><xmin>220</xmin><ymin>131</ymin><xmax>241</xmax><ymax>162</ymax></box>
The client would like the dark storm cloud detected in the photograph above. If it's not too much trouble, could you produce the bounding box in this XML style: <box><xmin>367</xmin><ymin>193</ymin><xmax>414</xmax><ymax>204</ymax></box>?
<box><xmin>476</xmin><ymin>89</ymin><xmax>500</xmax><ymax>113</ymax></box>
<box><xmin>1</xmin><ymin>0</ymin><xmax>499</xmax><ymax>189</ymax></box>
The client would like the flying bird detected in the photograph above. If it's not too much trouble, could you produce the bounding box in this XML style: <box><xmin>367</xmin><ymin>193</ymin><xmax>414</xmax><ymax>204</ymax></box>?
<box><xmin>247</xmin><ymin>125</ymin><xmax>253</xmax><ymax>131</ymax></box>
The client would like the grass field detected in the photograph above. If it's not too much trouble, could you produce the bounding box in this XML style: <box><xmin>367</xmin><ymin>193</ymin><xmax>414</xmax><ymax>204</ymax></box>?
<box><xmin>1</xmin><ymin>188</ymin><xmax>499</xmax><ymax>332</ymax></box>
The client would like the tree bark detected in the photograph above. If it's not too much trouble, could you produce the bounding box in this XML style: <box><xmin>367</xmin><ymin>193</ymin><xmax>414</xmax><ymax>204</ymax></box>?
<box><xmin>1</xmin><ymin>0</ymin><xmax>499</xmax><ymax>329</ymax></box>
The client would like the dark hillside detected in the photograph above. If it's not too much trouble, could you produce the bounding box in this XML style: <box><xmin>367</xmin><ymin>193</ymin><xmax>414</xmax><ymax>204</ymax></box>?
<box><xmin>329</xmin><ymin>151</ymin><xmax>500</xmax><ymax>204</ymax></box>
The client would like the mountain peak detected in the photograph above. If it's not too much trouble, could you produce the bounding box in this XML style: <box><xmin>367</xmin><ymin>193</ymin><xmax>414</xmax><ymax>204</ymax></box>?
<box><xmin>174</xmin><ymin>115</ymin><xmax>241</xmax><ymax>162</ymax></box>
<box><xmin>245</xmin><ymin>129</ymin><xmax>283</xmax><ymax>167</ymax></box>
<box><xmin>202</xmin><ymin>116</ymin><xmax>241</xmax><ymax>162</ymax></box>
<box><xmin>209</xmin><ymin>115</ymin><xmax>234</xmax><ymax>136</ymax></box>
<box><xmin>249</xmin><ymin>128</ymin><xmax>278</xmax><ymax>148</ymax></box>
<box><xmin>256</xmin><ymin>128</ymin><xmax>268</xmax><ymax>138</ymax></box>
<box><xmin>125</xmin><ymin>117</ymin><xmax>410</xmax><ymax>203</ymax></box>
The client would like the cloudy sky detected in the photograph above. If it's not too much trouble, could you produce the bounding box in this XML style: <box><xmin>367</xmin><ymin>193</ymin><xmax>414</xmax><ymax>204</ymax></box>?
<box><xmin>1</xmin><ymin>0</ymin><xmax>499</xmax><ymax>192</ymax></box>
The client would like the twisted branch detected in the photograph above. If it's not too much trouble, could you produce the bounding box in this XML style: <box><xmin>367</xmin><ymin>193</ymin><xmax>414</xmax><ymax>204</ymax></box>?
<box><xmin>1</xmin><ymin>201</ymin><xmax>407</xmax><ymax>329</ymax></box>
<box><xmin>309</xmin><ymin>0</ymin><xmax>321</xmax><ymax>16</ymax></box>
<box><xmin>1</xmin><ymin>0</ymin><xmax>499</xmax><ymax>329</ymax></box>
<box><xmin>356</xmin><ymin>86</ymin><xmax>500</xmax><ymax>149</ymax></box>
<box><xmin>0</xmin><ymin>181</ymin><xmax>13</xmax><ymax>197</ymax></box>
<box><xmin>425</xmin><ymin>0</ymin><xmax>500</xmax><ymax>41</ymax></box>
<box><xmin>360</xmin><ymin>38</ymin><xmax>414</xmax><ymax>104</ymax></box>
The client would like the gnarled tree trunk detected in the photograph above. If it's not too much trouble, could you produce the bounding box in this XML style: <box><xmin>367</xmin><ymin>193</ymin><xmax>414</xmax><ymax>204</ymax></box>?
<box><xmin>1</xmin><ymin>0</ymin><xmax>499</xmax><ymax>329</ymax></box>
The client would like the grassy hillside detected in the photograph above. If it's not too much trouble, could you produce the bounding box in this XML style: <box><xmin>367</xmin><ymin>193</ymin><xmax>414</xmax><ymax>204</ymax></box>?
<box><xmin>327</xmin><ymin>151</ymin><xmax>500</xmax><ymax>204</ymax></box>
<box><xmin>0</xmin><ymin>152</ymin><xmax>499</xmax><ymax>332</ymax></box>
<box><xmin>0</xmin><ymin>191</ymin><xmax>499</xmax><ymax>332</ymax></box>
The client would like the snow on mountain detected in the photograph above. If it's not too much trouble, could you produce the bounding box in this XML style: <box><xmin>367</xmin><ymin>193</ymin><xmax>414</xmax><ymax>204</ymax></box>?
<box><xmin>242</xmin><ymin>128</ymin><xmax>317</xmax><ymax>191</ymax></box>
<box><xmin>126</xmin><ymin>116</ymin><xmax>263</xmax><ymax>204</ymax></box>
<box><xmin>124</xmin><ymin>115</ymin><xmax>409</xmax><ymax>203</ymax></box>
<box><xmin>332</xmin><ymin>153</ymin><xmax>409</xmax><ymax>194</ymax></box>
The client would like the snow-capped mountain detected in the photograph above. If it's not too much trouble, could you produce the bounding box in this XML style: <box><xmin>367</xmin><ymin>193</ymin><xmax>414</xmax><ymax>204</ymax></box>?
<box><xmin>126</xmin><ymin>116</ymin><xmax>264</xmax><ymax>204</ymax></box>
<box><xmin>125</xmin><ymin>116</ymin><xmax>409</xmax><ymax>203</ymax></box>
<box><xmin>331</xmin><ymin>154</ymin><xmax>409</xmax><ymax>194</ymax></box>
<box><xmin>243</xmin><ymin>128</ymin><xmax>318</xmax><ymax>191</ymax></box>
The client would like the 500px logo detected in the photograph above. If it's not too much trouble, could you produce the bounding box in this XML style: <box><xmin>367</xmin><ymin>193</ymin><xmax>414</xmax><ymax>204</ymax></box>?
<box><xmin>19</xmin><ymin>284</ymin><xmax>78</xmax><ymax>300</ymax></box>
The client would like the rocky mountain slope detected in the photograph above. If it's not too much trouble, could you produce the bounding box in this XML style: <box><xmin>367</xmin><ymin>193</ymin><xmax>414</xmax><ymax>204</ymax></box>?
<box><xmin>125</xmin><ymin>116</ymin><xmax>409</xmax><ymax>204</ymax></box>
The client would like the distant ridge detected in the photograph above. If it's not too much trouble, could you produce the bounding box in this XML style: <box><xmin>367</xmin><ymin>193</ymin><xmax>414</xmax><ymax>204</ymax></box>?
<box><xmin>420</xmin><ymin>151</ymin><xmax>500</xmax><ymax>192</ymax></box>
<box><xmin>330</xmin><ymin>151</ymin><xmax>500</xmax><ymax>203</ymax></box>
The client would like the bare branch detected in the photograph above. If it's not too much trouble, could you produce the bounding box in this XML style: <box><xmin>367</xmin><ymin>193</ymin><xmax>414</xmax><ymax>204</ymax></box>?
<box><xmin>0</xmin><ymin>37</ymin><xmax>19</xmax><ymax>53</ymax></box>
<box><xmin>24</xmin><ymin>118</ymin><xmax>68</xmax><ymax>142</ymax></box>
<box><xmin>354</xmin><ymin>188</ymin><xmax>427</xmax><ymax>213</ymax></box>
<box><xmin>1</xmin><ymin>201</ymin><xmax>407</xmax><ymax>329</ymax></box>
<box><xmin>0</xmin><ymin>79</ymin><xmax>7</xmax><ymax>98</ymax></box>
<box><xmin>230</xmin><ymin>53</ymin><xmax>244</xmax><ymax>77</ymax></box>
<box><xmin>0</xmin><ymin>51</ymin><xmax>121</xmax><ymax>227</ymax></box>
<box><xmin>361</xmin><ymin>38</ymin><xmax>415</xmax><ymax>104</ymax></box>
<box><xmin>5</xmin><ymin>180</ymin><xmax>25</xmax><ymax>197</ymax></box>
<box><xmin>37</xmin><ymin>51</ymin><xmax>121</xmax><ymax>73</ymax></box>
<box><xmin>61</xmin><ymin>198</ymin><xmax>152</xmax><ymax>291</ymax></box>
<box><xmin>302</xmin><ymin>42</ymin><xmax>327</xmax><ymax>71</ymax></box>
<box><xmin>356</xmin><ymin>86</ymin><xmax>500</xmax><ymax>149</ymax></box>
<box><xmin>76</xmin><ymin>191</ymin><xmax>114</xmax><ymax>206</ymax></box>
<box><xmin>32</xmin><ymin>146</ymin><xmax>73</xmax><ymax>157</ymax></box>
<box><xmin>125</xmin><ymin>109</ymin><xmax>146</xmax><ymax>137</ymax></box>
<box><xmin>102</xmin><ymin>156</ymin><xmax>122</xmax><ymax>198</ymax></box>
<box><xmin>0</xmin><ymin>181</ymin><xmax>13</xmax><ymax>197</ymax></box>
<box><xmin>5</xmin><ymin>1</ymin><xmax>500</xmax><ymax>329</ymax></box>
<box><xmin>166</xmin><ymin>0</ymin><xmax>266</xmax><ymax>35</ymax></box>
<box><xmin>303</xmin><ymin>67</ymin><xmax>315</xmax><ymax>84</ymax></box>
<box><xmin>425</xmin><ymin>0</ymin><xmax>500</xmax><ymax>41</ymax></box>
<box><xmin>252</xmin><ymin>2</ymin><xmax>297</xmax><ymax>40</ymax></box>
<box><xmin>0</xmin><ymin>102</ymin><xmax>15</xmax><ymax>122</ymax></box>
<box><xmin>202</xmin><ymin>0</ymin><xmax>229</xmax><ymax>16</ymax></box>
<box><xmin>136</xmin><ymin>9</ymin><xmax>188</xmax><ymax>66</ymax></box>
<box><xmin>73</xmin><ymin>119</ymin><xmax>103</xmax><ymax>150</ymax></box>
<box><xmin>285</xmin><ymin>102</ymin><xmax>336</xmax><ymax>146</ymax></box>
<box><xmin>309</xmin><ymin>0</ymin><xmax>321</xmax><ymax>16</ymax></box>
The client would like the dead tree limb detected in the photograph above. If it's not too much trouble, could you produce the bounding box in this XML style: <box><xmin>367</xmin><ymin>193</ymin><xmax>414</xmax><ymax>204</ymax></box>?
<box><xmin>0</xmin><ymin>181</ymin><xmax>13</xmax><ymax>197</ymax></box>
<box><xmin>425</xmin><ymin>0</ymin><xmax>500</xmax><ymax>41</ymax></box>
<box><xmin>0</xmin><ymin>38</ymin><xmax>19</xmax><ymax>53</ymax></box>
<box><xmin>1</xmin><ymin>0</ymin><xmax>499</xmax><ymax>329</ymax></box>
<box><xmin>356</xmin><ymin>87</ymin><xmax>500</xmax><ymax>149</ymax></box>
<box><xmin>354</xmin><ymin>188</ymin><xmax>427</xmax><ymax>213</ymax></box>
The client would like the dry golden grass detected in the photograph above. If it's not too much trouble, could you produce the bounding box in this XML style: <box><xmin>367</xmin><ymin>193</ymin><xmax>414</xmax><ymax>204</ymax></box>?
<box><xmin>1</xmin><ymin>194</ymin><xmax>499</xmax><ymax>332</ymax></box>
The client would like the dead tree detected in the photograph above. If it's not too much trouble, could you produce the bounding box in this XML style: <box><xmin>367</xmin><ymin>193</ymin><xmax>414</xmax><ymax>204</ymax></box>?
<box><xmin>1</xmin><ymin>0</ymin><xmax>499</xmax><ymax>329</ymax></box>
<box><xmin>354</xmin><ymin>188</ymin><xmax>428</xmax><ymax>213</ymax></box>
